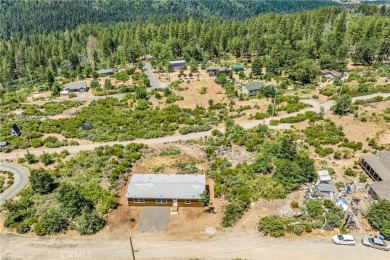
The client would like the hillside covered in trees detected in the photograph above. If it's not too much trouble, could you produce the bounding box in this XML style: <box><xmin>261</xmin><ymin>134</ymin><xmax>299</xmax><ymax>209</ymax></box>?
<box><xmin>0</xmin><ymin>0</ymin><xmax>340</xmax><ymax>40</ymax></box>
<box><xmin>0</xmin><ymin>4</ymin><xmax>389</xmax><ymax>86</ymax></box>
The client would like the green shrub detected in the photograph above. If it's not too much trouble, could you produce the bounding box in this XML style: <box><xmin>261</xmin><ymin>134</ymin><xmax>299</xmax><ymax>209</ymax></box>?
<box><xmin>381</xmin><ymin>221</ymin><xmax>390</xmax><ymax>237</ymax></box>
<box><xmin>30</xmin><ymin>168</ymin><xmax>56</xmax><ymax>194</ymax></box>
<box><xmin>323</xmin><ymin>199</ymin><xmax>335</xmax><ymax>209</ymax></box>
<box><xmin>40</xmin><ymin>152</ymin><xmax>54</xmax><ymax>165</ymax></box>
<box><xmin>366</xmin><ymin>200</ymin><xmax>390</xmax><ymax>230</ymax></box>
<box><xmin>16</xmin><ymin>223</ymin><xmax>30</xmax><ymax>234</ymax></box>
<box><xmin>305</xmin><ymin>199</ymin><xmax>324</xmax><ymax>219</ymax></box>
<box><xmin>311</xmin><ymin>219</ymin><xmax>324</xmax><ymax>229</ymax></box>
<box><xmin>39</xmin><ymin>207</ymin><xmax>69</xmax><ymax>235</ymax></box>
<box><xmin>334</xmin><ymin>150</ymin><xmax>342</xmax><ymax>159</ymax></box>
<box><xmin>290</xmin><ymin>201</ymin><xmax>299</xmax><ymax>209</ymax></box>
<box><xmin>315</xmin><ymin>147</ymin><xmax>334</xmax><ymax>157</ymax></box>
<box><xmin>359</xmin><ymin>174</ymin><xmax>368</xmax><ymax>183</ymax></box>
<box><xmin>34</xmin><ymin>222</ymin><xmax>47</xmax><ymax>236</ymax></box>
<box><xmin>325</xmin><ymin>206</ymin><xmax>344</xmax><ymax>229</ymax></box>
<box><xmin>68</xmin><ymin>93</ymin><xmax>77</xmax><ymax>98</ymax></box>
<box><xmin>305</xmin><ymin>224</ymin><xmax>312</xmax><ymax>233</ymax></box>
<box><xmin>25</xmin><ymin>152</ymin><xmax>38</xmax><ymax>164</ymax></box>
<box><xmin>76</xmin><ymin>211</ymin><xmax>105</xmax><ymax>235</ymax></box>
<box><xmin>293</xmin><ymin>225</ymin><xmax>303</xmax><ymax>236</ymax></box>
<box><xmin>258</xmin><ymin>215</ymin><xmax>285</xmax><ymax>237</ymax></box>
<box><xmin>344</xmin><ymin>167</ymin><xmax>356</xmax><ymax>177</ymax></box>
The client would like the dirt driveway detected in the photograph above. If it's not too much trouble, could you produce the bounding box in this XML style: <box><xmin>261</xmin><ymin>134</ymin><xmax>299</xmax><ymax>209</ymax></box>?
<box><xmin>137</xmin><ymin>207</ymin><xmax>170</xmax><ymax>233</ymax></box>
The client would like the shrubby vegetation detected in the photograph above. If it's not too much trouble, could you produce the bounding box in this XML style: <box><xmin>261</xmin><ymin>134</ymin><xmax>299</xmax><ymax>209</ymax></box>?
<box><xmin>0</xmin><ymin>171</ymin><xmax>14</xmax><ymax>193</ymax></box>
<box><xmin>304</xmin><ymin>120</ymin><xmax>346</xmax><ymax>157</ymax></box>
<box><xmin>21</xmin><ymin>100</ymin><xmax>84</xmax><ymax>116</ymax></box>
<box><xmin>2</xmin><ymin>143</ymin><xmax>144</xmax><ymax>235</ymax></box>
<box><xmin>206</xmin><ymin>120</ymin><xmax>316</xmax><ymax>227</ymax></box>
<box><xmin>1</xmin><ymin>97</ymin><xmax>223</xmax><ymax>151</ymax></box>
<box><xmin>270</xmin><ymin>111</ymin><xmax>323</xmax><ymax>126</ymax></box>
<box><xmin>366</xmin><ymin>200</ymin><xmax>390</xmax><ymax>236</ymax></box>
<box><xmin>258</xmin><ymin>199</ymin><xmax>344</xmax><ymax>237</ymax></box>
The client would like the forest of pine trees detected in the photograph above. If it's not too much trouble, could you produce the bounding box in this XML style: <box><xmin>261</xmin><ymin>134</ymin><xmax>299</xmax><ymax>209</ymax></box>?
<box><xmin>0</xmin><ymin>0</ymin><xmax>340</xmax><ymax>40</ymax></box>
<box><xmin>0</xmin><ymin>4</ymin><xmax>389</xmax><ymax>86</ymax></box>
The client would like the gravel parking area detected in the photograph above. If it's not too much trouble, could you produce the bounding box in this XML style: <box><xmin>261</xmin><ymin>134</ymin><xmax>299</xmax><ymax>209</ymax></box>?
<box><xmin>137</xmin><ymin>206</ymin><xmax>170</xmax><ymax>233</ymax></box>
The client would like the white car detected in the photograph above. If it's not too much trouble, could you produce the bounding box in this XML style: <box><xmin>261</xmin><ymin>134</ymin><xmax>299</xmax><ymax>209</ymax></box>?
<box><xmin>361</xmin><ymin>237</ymin><xmax>390</xmax><ymax>251</ymax></box>
<box><xmin>332</xmin><ymin>234</ymin><xmax>356</xmax><ymax>246</ymax></box>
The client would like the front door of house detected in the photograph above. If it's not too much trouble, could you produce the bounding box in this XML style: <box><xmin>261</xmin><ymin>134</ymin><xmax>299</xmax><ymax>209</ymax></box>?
<box><xmin>173</xmin><ymin>199</ymin><xmax>177</xmax><ymax>205</ymax></box>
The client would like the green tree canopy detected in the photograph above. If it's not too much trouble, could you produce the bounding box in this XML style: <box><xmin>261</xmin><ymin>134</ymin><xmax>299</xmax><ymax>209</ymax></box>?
<box><xmin>331</xmin><ymin>94</ymin><xmax>352</xmax><ymax>115</ymax></box>
<box><xmin>290</xmin><ymin>59</ymin><xmax>320</xmax><ymax>83</ymax></box>
<box><xmin>366</xmin><ymin>200</ymin><xmax>390</xmax><ymax>230</ymax></box>
<box><xmin>29</xmin><ymin>168</ymin><xmax>55</xmax><ymax>194</ymax></box>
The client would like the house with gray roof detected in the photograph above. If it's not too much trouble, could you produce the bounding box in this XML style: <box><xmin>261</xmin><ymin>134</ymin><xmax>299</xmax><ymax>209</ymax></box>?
<box><xmin>206</xmin><ymin>67</ymin><xmax>229</xmax><ymax>76</ymax></box>
<box><xmin>169</xmin><ymin>60</ymin><xmax>186</xmax><ymax>70</ymax></box>
<box><xmin>96</xmin><ymin>68</ymin><xmax>114</xmax><ymax>76</ymax></box>
<box><xmin>126</xmin><ymin>174</ymin><xmax>206</xmax><ymax>207</ymax></box>
<box><xmin>359</xmin><ymin>152</ymin><xmax>390</xmax><ymax>182</ymax></box>
<box><xmin>64</xmin><ymin>81</ymin><xmax>87</xmax><ymax>92</ymax></box>
<box><xmin>241</xmin><ymin>82</ymin><xmax>265</xmax><ymax>96</ymax></box>
<box><xmin>367</xmin><ymin>180</ymin><xmax>390</xmax><ymax>201</ymax></box>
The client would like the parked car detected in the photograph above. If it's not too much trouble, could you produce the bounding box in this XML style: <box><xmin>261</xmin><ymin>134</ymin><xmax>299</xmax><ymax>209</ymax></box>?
<box><xmin>332</xmin><ymin>234</ymin><xmax>356</xmax><ymax>246</ymax></box>
<box><xmin>361</xmin><ymin>237</ymin><xmax>390</xmax><ymax>251</ymax></box>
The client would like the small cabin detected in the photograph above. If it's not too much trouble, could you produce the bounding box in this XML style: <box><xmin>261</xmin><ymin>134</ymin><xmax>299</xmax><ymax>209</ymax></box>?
<box><xmin>97</xmin><ymin>68</ymin><xmax>115</xmax><ymax>76</ymax></box>
<box><xmin>206</xmin><ymin>67</ymin><xmax>229</xmax><ymax>76</ymax></box>
<box><xmin>11</xmin><ymin>123</ymin><xmax>21</xmax><ymax>136</ymax></box>
<box><xmin>232</xmin><ymin>65</ymin><xmax>245</xmax><ymax>71</ymax></box>
<box><xmin>64</xmin><ymin>81</ymin><xmax>87</xmax><ymax>92</ymax></box>
<box><xmin>169</xmin><ymin>60</ymin><xmax>186</xmax><ymax>70</ymax></box>
<box><xmin>241</xmin><ymin>82</ymin><xmax>265</xmax><ymax>96</ymax></box>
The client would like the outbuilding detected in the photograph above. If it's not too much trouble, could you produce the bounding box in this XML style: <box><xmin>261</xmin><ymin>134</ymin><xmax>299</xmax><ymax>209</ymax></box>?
<box><xmin>241</xmin><ymin>82</ymin><xmax>265</xmax><ymax>96</ymax></box>
<box><xmin>169</xmin><ymin>60</ymin><xmax>186</xmax><ymax>70</ymax></box>
<box><xmin>11</xmin><ymin>123</ymin><xmax>21</xmax><ymax>136</ymax></box>
<box><xmin>317</xmin><ymin>183</ymin><xmax>336</xmax><ymax>198</ymax></box>
<box><xmin>367</xmin><ymin>180</ymin><xmax>390</xmax><ymax>201</ymax></box>
<box><xmin>64</xmin><ymin>81</ymin><xmax>87</xmax><ymax>92</ymax></box>
<box><xmin>232</xmin><ymin>65</ymin><xmax>245</xmax><ymax>71</ymax></box>
<box><xmin>126</xmin><ymin>174</ymin><xmax>206</xmax><ymax>207</ymax></box>
<box><xmin>97</xmin><ymin>68</ymin><xmax>115</xmax><ymax>76</ymax></box>
<box><xmin>359</xmin><ymin>152</ymin><xmax>390</xmax><ymax>182</ymax></box>
<box><xmin>206</xmin><ymin>67</ymin><xmax>229</xmax><ymax>76</ymax></box>
<box><xmin>322</xmin><ymin>69</ymin><xmax>342</xmax><ymax>79</ymax></box>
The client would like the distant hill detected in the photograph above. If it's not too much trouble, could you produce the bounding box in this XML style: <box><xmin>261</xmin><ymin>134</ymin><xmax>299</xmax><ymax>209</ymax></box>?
<box><xmin>0</xmin><ymin>0</ymin><xmax>340</xmax><ymax>39</ymax></box>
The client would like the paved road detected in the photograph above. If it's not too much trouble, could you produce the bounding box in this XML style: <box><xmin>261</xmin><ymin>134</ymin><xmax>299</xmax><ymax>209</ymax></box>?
<box><xmin>2</xmin><ymin>93</ymin><xmax>389</xmax><ymax>161</ymax></box>
<box><xmin>144</xmin><ymin>62</ymin><xmax>167</xmax><ymax>90</ymax></box>
<box><xmin>0</xmin><ymin>163</ymin><xmax>29</xmax><ymax>205</ymax></box>
<box><xmin>1</xmin><ymin>231</ymin><xmax>389</xmax><ymax>259</ymax></box>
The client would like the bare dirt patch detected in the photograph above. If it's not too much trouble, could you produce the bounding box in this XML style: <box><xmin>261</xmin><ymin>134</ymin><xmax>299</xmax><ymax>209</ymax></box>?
<box><xmin>328</xmin><ymin>101</ymin><xmax>390</xmax><ymax>148</ymax></box>
<box><xmin>173</xmin><ymin>79</ymin><xmax>227</xmax><ymax>109</ymax></box>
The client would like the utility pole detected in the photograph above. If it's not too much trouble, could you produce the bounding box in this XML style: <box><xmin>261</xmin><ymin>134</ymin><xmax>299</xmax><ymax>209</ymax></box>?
<box><xmin>343</xmin><ymin>180</ymin><xmax>357</xmax><ymax>229</ymax></box>
<box><xmin>129</xmin><ymin>236</ymin><xmax>136</xmax><ymax>260</ymax></box>
<box><xmin>272</xmin><ymin>88</ymin><xmax>278</xmax><ymax>116</ymax></box>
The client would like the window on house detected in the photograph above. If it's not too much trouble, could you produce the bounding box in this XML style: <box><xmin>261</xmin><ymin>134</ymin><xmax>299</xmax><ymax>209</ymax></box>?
<box><xmin>133</xmin><ymin>198</ymin><xmax>145</xmax><ymax>203</ymax></box>
<box><xmin>185</xmin><ymin>200</ymin><xmax>191</xmax><ymax>204</ymax></box>
<box><xmin>156</xmin><ymin>199</ymin><xmax>167</xmax><ymax>204</ymax></box>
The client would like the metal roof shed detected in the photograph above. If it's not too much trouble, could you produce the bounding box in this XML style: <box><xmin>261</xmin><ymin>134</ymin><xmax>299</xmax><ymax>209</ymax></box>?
<box><xmin>318</xmin><ymin>170</ymin><xmax>331</xmax><ymax>183</ymax></box>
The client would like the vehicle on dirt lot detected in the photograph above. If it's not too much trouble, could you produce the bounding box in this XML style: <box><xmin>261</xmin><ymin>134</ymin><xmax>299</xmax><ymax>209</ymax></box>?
<box><xmin>332</xmin><ymin>235</ymin><xmax>356</xmax><ymax>246</ymax></box>
<box><xmin>361</xmin><ymin>237</ymin><xmax>390</xmax><ymax>251</ymax></box>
